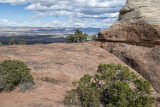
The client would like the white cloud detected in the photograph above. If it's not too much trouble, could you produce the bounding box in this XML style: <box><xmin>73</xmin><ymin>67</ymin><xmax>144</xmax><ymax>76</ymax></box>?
<box><xmin>0</xmin><ymin>18</ymin><xmax>115</xmax><ymax>28</ymax></box>
<box><xmin>0</xmin><ymin>19</ymin><xmax>8</xmax><ymax>23</ymax></box>
<box><xmin>0</xmin><ymin>0</ymin><xmax>127</xmax><ymax>27</ymax></box>
<box><xmin>0</xmin><ymin>0</ymin><xmax>27</xmax><ymax>5</ymax></box>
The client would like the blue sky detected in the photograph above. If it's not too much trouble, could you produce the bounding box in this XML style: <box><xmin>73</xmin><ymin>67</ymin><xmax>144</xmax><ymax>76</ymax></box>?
<box><xmin>0</xmin><ymin>0</ymin><xmax>126</xmax><ymax>28</ymax></box>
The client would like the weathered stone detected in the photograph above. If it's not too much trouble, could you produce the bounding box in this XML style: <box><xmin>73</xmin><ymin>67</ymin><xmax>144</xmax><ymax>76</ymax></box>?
<box><xmin>90</xmin><ymin>41</ymin><xmax>160</xmax><ymax>93</ymax></box>
<box><xmin>96</xmin><ymin>0</ymin><xmax>160</xmax><ymax>93</ymax></box>
<box><xmin>118</xmin><ymin>0</ymin><xmax>160</xmax><ymax>25</ymax></box>
<box><xmin>0</xmin><ymin>43</ymin><xmax>146</xmax><ymax>107</ymax></box>
<box><xmin>98</xmin><ymin>0</ymin><xmax>160</xmax><ymax>47</ymax></box>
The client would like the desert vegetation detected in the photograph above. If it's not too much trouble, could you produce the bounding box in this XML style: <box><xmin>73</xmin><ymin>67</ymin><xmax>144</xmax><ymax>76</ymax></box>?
<box><xmin>0</xmin><ymin>42</ymin><xmax>3</xmax><ymax>46</ymax></box>
<box><xmin>66</xmin><ymin>29</ymin><xmax>97</xmax><ymax>43</ymax></box>
<box><xmin>0</xmin><ymin>60</ymin><xmax>34</xmax><ymax>92</ymax></box>
<box><xmin>8</xmin><ymin>37</ymin><xmax>27</xmax><ymax>45</ymax></box>
<box><xmin>91</xmin><ymin>35</ymin><xmax>97</xmax><ymax>41</ymax></box>
<box><xmin>9</xmin><ymin>37</ymin><xmax>17</xmax><ymax>45</ymax></box>
<box><xmin>66</xmin><ymin>29</ymin><xmax>88</xmax><ymax>43</ymax></box>
<box><xmin>64</xmin><ymin>64</ymin><xmax>155</xmax><ymax>107</ymax></box>
<box><xmin>18</xmin><ymin>38</ymin><xmax>27</xmax><ymax>45</ymax></box>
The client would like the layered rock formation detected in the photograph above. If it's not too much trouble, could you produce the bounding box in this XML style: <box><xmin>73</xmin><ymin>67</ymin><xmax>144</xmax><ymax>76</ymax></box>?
<box><xmin>93</xmin><ymin>0</ymin><xmax>160</xmax><ymax>93</ymax></box>
<box><xmin>98</xmin><ymin>0</ymin><xmax>160</xmax><ymax>47</ymax></box>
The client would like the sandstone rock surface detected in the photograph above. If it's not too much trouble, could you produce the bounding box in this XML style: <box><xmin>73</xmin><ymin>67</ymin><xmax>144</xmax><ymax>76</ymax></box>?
<box><xmin>0</xmin><ymin>43</ymin><xmax>144</xmax><ymax>107</ymax></box>
<box><xmin>95</xmin><ymin>0</ymin><xmax>160</xmax><ymax>93</ymax></box>
<box><xmin>91</xmin><ymin>41</ymin><xmax>160</xmax><ymax>94</ymax></box>
<box><xmin>98</xmin><ymin>0</ymin><xmax>160</xmax><ymax>47</ymax></box>
<box><xmin>103</xmin><ymin>42</ymin><xmax>160</xmax><ymax>93</ymax></box>
<box><xmin>118</xmin><ymin>0</ymin><xmax>160</xmax><ymax>25</ymax></box>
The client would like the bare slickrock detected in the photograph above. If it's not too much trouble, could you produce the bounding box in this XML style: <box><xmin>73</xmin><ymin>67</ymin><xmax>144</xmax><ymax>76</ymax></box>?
<box><xmin>0</xmin><ymin>43</ymin><xmax>145</xmax><ymax>107</ymax></box>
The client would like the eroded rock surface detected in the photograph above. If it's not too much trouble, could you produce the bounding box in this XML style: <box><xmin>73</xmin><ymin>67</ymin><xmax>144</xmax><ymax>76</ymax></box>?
<box><xmin>0</xmin><ymin>43</ymin><xmax>143</xmax><ymax>107</ymax></box>
<box><xmin>90</xmin><ymin>41</ymin><xmax>160</xmax><ymax>94</ymax></box>
<box><xmin>95</xmin><ymin>0</ymin><xmax>160</xmax><ymax>93</ymax></box>
<box><xmin>118</xmin><ymin>0</ymin><xmax>160</xmax><ymax>25</ymax></box>
<box><xmin>98</xmin><ymin>0</ymin><xmax>160</xmax><ymax>47</ymax></box>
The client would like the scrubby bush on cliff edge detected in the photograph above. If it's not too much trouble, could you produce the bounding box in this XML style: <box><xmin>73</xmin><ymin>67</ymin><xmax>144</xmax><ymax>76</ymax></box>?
<box><xmin>64</xmin><ymin>64</ymin><xmax>155</xmax><ymax>107</ymax></box>
<box><xmin>0</xmin><ymin>42</ymin><xmax>3</xmax><ymax>46</ymax></box>
<box><xmin>18</xmin><ymin>38</ymin><xmax>27</xmax><ymax>45</ymax></box>
<box><xmin>66</xmin><ymin>29</ymin><xmax>88</xmax><ymax>43</ymax></box>
<box><xmin>0</xmin><ymin>60</ymin><xmax>34</xmax><ymax>92</ymax></box>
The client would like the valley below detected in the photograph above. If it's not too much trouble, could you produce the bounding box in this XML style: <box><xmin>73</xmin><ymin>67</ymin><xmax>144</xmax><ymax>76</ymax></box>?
<box><xmin>0</xmin><ymin>27</ymin><xmax>101</xmax><ymax>44</ymax></box>
<box><xmin>1</xmin><ymin>0</ymin><xmax>160</xmax><ymax>106</ymax></box>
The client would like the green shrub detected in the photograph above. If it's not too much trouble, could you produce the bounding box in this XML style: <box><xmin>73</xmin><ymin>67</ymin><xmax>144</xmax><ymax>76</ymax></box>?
<box><xmin>64</xmin><ymin>64</ymin><xmax>155</xmax><ymax>107</ymax></box>
<box><xmin>9</xmin><ymin>38</ymin><xmax>17</xmax><ymax>45</ymax></box>
<box><xmin>0</xmin><ymin>60</ymin><xmax>34</xmax><ymax>92</ymax></box>
<box><xmin>83</xmin><ymin>33</ymin><xmax>88</xmax><ymax>41</ymax></box>
<box><xmin>0</xmin><ymin>42</ymin><xmax>3</xmax><ymax>46</ymax></box>
<box><xmin>91</xmin><ymin>35</ymin><xmax>97</xmax><ymax>41</ymax></box>
<box><xmin>66</xmin><ymin>34</ymin><xmax>75</xmax><ymax>43</ymax></box>
<box><xmin>66</xmin><ymin>29</ymin><xmax>88</xmax><ymax>43</ymax></box>
<box><xmin>64</xmin><ymin>91</ymin><xmax>80</xmax><ymax>105</ymax></box>
<box><xmin>35</xmin><ymin>42</ymin><xmax>42</xmax><ymax>44</ymax></box>
<box><xmin>18</xmin><ymin>38</ymin><xmax>26</xmax><ymax>45</ymax></box>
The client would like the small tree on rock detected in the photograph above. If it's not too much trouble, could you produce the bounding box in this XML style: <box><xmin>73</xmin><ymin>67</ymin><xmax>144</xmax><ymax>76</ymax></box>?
<box><xmin>92</xmin><ymin>35</ymin><xmax>97</xmax><ymax>41</ymax></box>
<box><xmin>66</xmin><ymin>29</ymin><xmax>88</xmax><ymax>43</ymax></box>
<box><xmin>66</xmin><ymin>34</ymin><xmax>75</xmax><ymax>43</ymax></box>
<box><xmin>64</xmin><ymin>64</ymin><xmax>155</xmax><ymax>107</ymax></box>
<box><xmin>0</xmin><ymin>42</ymin><xmax>3</xmax><ymax>46</ymax></box>
<box><xmin>9</xmin><ymin>38</ymin><xmax>16</xmax><ymax>45</ymax></box>
<box><xmin>18</xmin><ymin>38</ymin><xmax>26</xmax><ymax>45</ymax></box>
<box><xmin>75</xmin><ymin>29</ymin><xmax>83</xmax><ymax>42</ymax></box>
<box><xmin>0</xmin><ymin>60</ymin><xmax>34</xmax><ymax>92</ymax></box>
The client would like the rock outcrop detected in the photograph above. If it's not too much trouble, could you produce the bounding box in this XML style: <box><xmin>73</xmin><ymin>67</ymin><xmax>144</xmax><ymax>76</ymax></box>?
<box><xmin>101</xmin><ymin>42</ymin><xmax>160</xmax><ymax>93</ymax></box>
<box><xmin>98</xmin><ymin>0</ymin><xmax>160</xmax><ymax>47</ymax></box>
<box><xmin>91</xmin><ymin>40</ymin><xmax>160</xmax><ymax>94</ymax></box>
<box><xmin>93</xmin><ymin>0</ymin><xmax>160</xmax><ymax>93</ymax></box>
